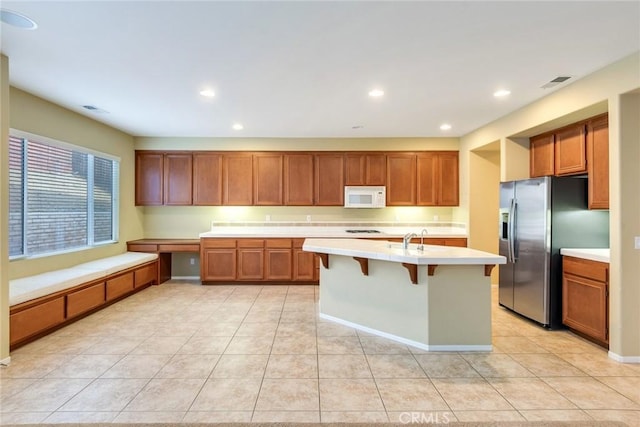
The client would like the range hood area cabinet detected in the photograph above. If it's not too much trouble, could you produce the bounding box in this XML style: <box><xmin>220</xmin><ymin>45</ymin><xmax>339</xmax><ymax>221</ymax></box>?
<box><xmin>529</xmin><ymin>113</ymin><xmax>609</xmax><ymax>209</ymax></box>
<box><xmin>135</xmin><ymin>150</ymin><xmax>459</xmax><ymax>207</ymax></box>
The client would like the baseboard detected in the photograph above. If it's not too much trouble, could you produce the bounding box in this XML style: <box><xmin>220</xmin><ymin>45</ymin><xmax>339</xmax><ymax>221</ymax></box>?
<box><xmin>0</xmin><ymin>356</ymin><xmax>11</xmax><ymax>366</ymax></box>
<box><xmin>320</xmin><ymin>313</ymin><xmax>492</xmax><ymax>352</ymax></box>
<box><xmin>608</xmin><ymin>350</ymin><xmax>640</xmax><ymax>363</ymax></box>
<box><xmin>170</xmin><ymin>276</ymin><xmax>200</xmax><ymax>281</ymax></box>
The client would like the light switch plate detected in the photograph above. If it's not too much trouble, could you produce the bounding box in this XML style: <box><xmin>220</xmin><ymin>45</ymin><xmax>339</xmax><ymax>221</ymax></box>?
<box><xmin>635</xmin><ymin>236</ymin><xmax>640</xmax><ymax>249</ymax></box>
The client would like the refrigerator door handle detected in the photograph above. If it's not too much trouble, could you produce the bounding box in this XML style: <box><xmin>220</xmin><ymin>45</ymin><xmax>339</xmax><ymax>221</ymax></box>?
<box><xmin>509</xmin><ymin>198</ymin><xmax>517</xmax><ymax>263</ymax></box>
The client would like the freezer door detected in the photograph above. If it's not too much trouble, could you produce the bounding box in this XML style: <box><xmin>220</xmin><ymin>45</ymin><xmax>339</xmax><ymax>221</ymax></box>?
<box><xmin>498</xmin><ymin>181</ymin><xmax>515</xmax><ymax>309</ymax></box>
<box><xmin>513</xmin><ymin>177</ymin><xmax>550</xmax><ymax>325</ymax></box>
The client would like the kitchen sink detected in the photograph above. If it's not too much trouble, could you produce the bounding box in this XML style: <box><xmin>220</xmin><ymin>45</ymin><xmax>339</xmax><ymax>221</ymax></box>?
<box><xmin>386</xmin><ymin>243</ymin><xmax>447</xmax><ymax>252</ymax></box>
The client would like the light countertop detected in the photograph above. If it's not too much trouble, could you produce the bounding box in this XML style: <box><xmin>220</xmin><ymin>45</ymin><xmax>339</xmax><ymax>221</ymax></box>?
<box><xmin>199</xmin><ymin>222</ymin><xmax>467</xmax><ymax>239</ymax></box>
<box><xmin>560</xmin><ymin>248</ymin><xmax>610</xmax><ymax>263</ymax></box>
<box><xmin>303</xmin><ymin>238</ymin><xmax>505</xmax><ymax>265</ymax></box>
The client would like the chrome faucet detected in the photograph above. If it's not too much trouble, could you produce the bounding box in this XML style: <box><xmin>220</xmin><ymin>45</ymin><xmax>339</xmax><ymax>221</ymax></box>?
<box><xmin>418</xmin><ymin>228</ymin><xmax>429</xmax><ymax>251</ymax></box>
<box><xmin>403</xmin><ymin>232</ymin><xmax>417</xmax><ymax>249</ymax></box>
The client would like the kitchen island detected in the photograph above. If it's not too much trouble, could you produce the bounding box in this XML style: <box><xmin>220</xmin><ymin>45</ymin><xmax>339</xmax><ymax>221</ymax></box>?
<box><xmin>303</xmin><ymin>238</ymin><xmax>506</xmax><ymax>351</ymax></box>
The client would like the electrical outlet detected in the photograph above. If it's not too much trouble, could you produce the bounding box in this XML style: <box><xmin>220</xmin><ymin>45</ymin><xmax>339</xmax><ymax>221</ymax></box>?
<box><xmin>306</xmin><ymin>215</ymin><xmax>312</xmax><ymax>222</ymax></box>
<box><xmin>266</xmin><ymin>214</ymin><xmax>271</xmax><ymax>222</ymax></box>
<box><xmin>190</xmin><ymin>258</ymin><xmax>195</xmax><ymax>265</ymax></box>
<box><xmin>635</xmin><ymin>236</ymin><xmax>640</xmax><ymax>249</ymax></box>
<box><xmin>433</xmin><ymin>215</ymin><xmax>439</xmax><ymax>221</ymax></box>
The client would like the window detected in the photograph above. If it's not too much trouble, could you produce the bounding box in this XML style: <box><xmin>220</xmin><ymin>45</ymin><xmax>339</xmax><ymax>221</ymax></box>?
<box><xmin>9</xmin><ymin>131</ymin><xmax>120</xmax><ymax>258</ymax></box>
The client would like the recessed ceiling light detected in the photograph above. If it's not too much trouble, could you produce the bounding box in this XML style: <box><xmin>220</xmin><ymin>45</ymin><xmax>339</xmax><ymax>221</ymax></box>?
<box><xmin>0</xmin><ymin>9</ymin><xmax>38</xmax><ymax>30</ymax></box>
<box><xmin>493</xmin><ymin>89</ymin><xmax>511</xmax><ymax>98</ymax></box>
<box><xmin>232</xmin><ymin>123</ymin><xmax>244</xmax><ymax>131</ymax></box>
<box><xmin>199</xmin><ymin>89</ymin><xmax>216</xmax><ymax>98</ymax></box>
<box><xmin>368</xmin><ymin>89</ymin><xmax>384</xmax><ymax>98</ymax></box>
<box><xmin>440</xmin><ymin>123</ymin><xmax>452</xmax><ymax>131</ymax></box>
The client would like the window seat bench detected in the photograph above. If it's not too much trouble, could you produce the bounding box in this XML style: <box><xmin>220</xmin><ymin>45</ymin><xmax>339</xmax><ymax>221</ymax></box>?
<box><xmin>9</xmin><ymin>252</ymin><xmax>159</xmax><ymax>349</ymax></box>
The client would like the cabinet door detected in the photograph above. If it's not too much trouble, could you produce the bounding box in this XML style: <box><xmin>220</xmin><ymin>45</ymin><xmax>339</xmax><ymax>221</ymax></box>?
<box><xmin>314</xmin><ymin>154</ymin><xmax>344</xmax><ymax>206</ymax></box>
<box><xmin>193</xmin><ymin>152</ymin><xmax>222</xmax><ymax>205</ymax></box>
<box><xmin>223</xmin><ymin>154</ymin><xmax>253</xmax><ymax>205</ymax></box>
<box><xmin>438</xmin><ymin>152</ymin><xmax>459</xmax><ymax>206</ymax></box>
<box><xmin>386</xmin><ymin>153</ymin><xmax>416</xmax><ymax>205</ymax></box>
<box><xmin>237</xmin><ymin>248</ymin><xmax>264</xmax><ymax>280</ymax></box>
<box><xmin>555</xmin><ymin>124</ymin><xmax>587</xmax><ymax>175</ymax></box>
<box><xmin>293</xmin><ymin>249</ymin><xmax>317</xmax><ymax>281</ymax></box>
<box><xmin>530</xmin><ymin>133</ymin><xmax>555</xmax><ymax>177</ymax></box>
<box><xmin>254</xmin><ymin>154</ymin><xmax>283</xmax><ymax>206</ymax></box>
<box><xmin>366</xmin><ymin>154</ymin><xmax>386</xmax><ymax>185</ymax></box>
<box><xmin>284</xmin><ymin>154</ymin><xmax>314</xmax><ymax>205</ymax></box>
<box><xmin>587</xmin><ymin>114</ymin><xmax>609</xmax><ymax>209</ymax></box>
<box><xmin>202</xmin><ymin>249</ymin><xmax>237</xmax><ymax>281</ymax></box>
<box><xmin>163</xmin><ymin>153</ymin><xmax>193</xmax><ymax>205</ymax></box>
<box><xmin>266</xmin><ymin>249</ymin><xmax>292</xmax><ymax>280</ymax></box>
<box><xmin>562</xmin><ymin>273</ymin><xmax>608</xmax><ymax>344</ymax></box>
<box><xmin>345</xmin><ymin>154</ymin><xmax>366</xmax><ymax>186</ymax></box>
<box><xmin>135</xmin><ymin>151</ymin><xmax>164</xmax><ymax>205</ymax></box>
<box><xmin>417</xmin><ymin>153</ymin><xmax>437</xmax><ymax>206</ymax></box>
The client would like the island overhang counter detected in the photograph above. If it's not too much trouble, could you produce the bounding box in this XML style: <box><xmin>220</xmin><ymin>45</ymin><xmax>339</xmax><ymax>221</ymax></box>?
<box><xmin>303</xmin><ymin>238</ymin><xmax>506</xmax><ymax>351</ymax></box>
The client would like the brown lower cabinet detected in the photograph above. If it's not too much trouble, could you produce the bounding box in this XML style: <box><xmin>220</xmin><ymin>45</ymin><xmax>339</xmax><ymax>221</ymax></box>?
<box><xmin>200</xmin><ymin>237</ymin><xmax>466</xmax><ymax>283</ymax></box>
<box><xmin>202</xmin><ymin>238</ymin><xmax>317</xmax><ymax>283</ymax></box>
<box><xmin>562</xmin><ymin>256</ymin><xmax>609</xmax><ymax>347</ymax></box>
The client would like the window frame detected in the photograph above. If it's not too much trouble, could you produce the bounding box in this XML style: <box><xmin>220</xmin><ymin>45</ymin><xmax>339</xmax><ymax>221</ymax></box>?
<box><xmin>9</xmin><ymin>129</ymin><xmax>120</xmax><ymax>260</ymax></box>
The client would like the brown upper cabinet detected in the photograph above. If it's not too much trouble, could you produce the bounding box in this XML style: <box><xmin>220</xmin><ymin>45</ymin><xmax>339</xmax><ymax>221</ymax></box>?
<box><xmin>163</xmin><ymin>153</ymin><xmax>193</xmax><ymax>205</ymax></box>
<box><xmin>223</xmin><ymin>153</ymin><xmax>253</xmax><ymax>205</ymax></box>
<box><xmin>135</xmin><ymin>151</ymin><xmax>192</xmax><ymax>206</ymax></box>
<box><xmin>193</xmin><ymin>152</ymin><xmax>223</xmax><ymax>206</ymax></box>
<box><xmin>530</xmin><ymin>133</ymin><xmax>555</xmax><ymax>178</ymax></box>
<box><xmin>587</xmin><ymin>114</ymin><xmax>609</xmax><ymax>209</ymax></box>
<box><xmin>135</xmin><ymin>151</ymin><xmax>164</xmax><ymax>205</ymax></box>
<box><xmin>284</xmin><ymin>154</ymin><xmax>314</xmax><ymax>205</ymax></box>
<box><xmin>253</xmin><ymin>154</ymin><xmax>283</xmax><ymax>206</ymax></box>
<box><xmin>314</xmin><ymin>153</ymin><xmax>345</xmax><ymax>206</ymax></box>
<box><xmin>386</xmin><ymin>153</ymin><xmax>417</xmax><ymax>206</ymax></box>
<box><xmin>555</xmin><ymin>123</ymin><xmax>587</xmax><ymax>176</ymax></box>
<box><xmin>416</xmin><ymin>152</ymin><xmax>459</xmax><ymax>206</ymax></box>
<box><xmin>345</xmin><ymin>153</ymin><xmax>386</xmax><ymax>186</ymax></box>
<box><xmin>529</xmin><ymin>114</ymin><xmax>609</xmax><ymax>209</ymax></box>
<box><xmin>136</xmin><ymin>150</ymin><xmax>460</xmax><ymax>207</ymax></box>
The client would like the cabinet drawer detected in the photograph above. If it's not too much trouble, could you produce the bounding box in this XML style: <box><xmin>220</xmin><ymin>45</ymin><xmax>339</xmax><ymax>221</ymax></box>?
<box><xmin>106</xmin><ymin>272</ymin><xmax>134</xmax><ymax>301</ymax></box>
<box><xmin>237</xmin><ymin>239</ymin><xmax>264</xmax><ymax>248</ymax></box>
<box><xmin>201</xmin><ymin>238</ymin><xmax>236</xmax><ymax>249</ymax></box>
<box><xmin>10</xmin><ymin>297</ymin><xmax>65</xmax><ymax>345</ymax></box>
<box><xmin>158</xmin><ymin>244</ymin><xmax>200</xmax><ymax>252</ymax></box>
<box><xmin>135</xmin><ymin>263</ymin><xmax>156</xmax><ymax>288</ymax></box>
<box><xmin>128</xmin><ymin>244</ymin><xmax>158</xmax><ymax>252</ymax></box>
<box><xmin>266</xmin><ymin>239</ymin><xmax>292</xmax><ymax>248</ymax></box>
<box><xmin>67</xmin><ymin>282</ymin><xmax>106</xmax><ymax>318</ymax></box>
<box><xmin>563</xmin><ymin>256</ymin><xmax>608</xmax><ymax>282</ymax></box>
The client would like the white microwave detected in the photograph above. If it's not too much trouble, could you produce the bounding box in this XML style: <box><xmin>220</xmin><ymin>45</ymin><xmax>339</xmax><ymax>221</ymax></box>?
<box><xmin>344</xmin><ymin>186</ymin><xmax>386</xmax><ymax>208</ymax></box>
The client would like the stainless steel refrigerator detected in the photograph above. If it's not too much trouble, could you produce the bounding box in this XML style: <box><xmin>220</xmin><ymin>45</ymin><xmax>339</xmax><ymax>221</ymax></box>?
<box><xmin>499</xmin><ymin>176</ymin><xmax>609</xmax><ymax>328</ymax></box>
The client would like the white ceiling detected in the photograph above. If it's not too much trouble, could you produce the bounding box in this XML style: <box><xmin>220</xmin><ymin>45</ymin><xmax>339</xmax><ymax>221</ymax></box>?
<box><xmin>1</xmin><ymin>1</ymin><xmax>639</xmax><ymax>138</ymax></box>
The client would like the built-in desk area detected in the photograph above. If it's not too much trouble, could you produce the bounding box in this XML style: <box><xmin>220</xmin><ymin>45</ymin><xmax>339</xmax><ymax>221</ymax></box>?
<box><xmin>127</xmin><ymin>239</ymin><xmax>200</xmax><ymax>284</ymax></box>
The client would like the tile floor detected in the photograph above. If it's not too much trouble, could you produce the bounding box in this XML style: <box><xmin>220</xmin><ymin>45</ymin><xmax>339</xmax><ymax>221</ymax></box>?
<box><xmin>1</xmin><ymin>281</ymin><xmax>639</xmax><ymax>425</ymax></box>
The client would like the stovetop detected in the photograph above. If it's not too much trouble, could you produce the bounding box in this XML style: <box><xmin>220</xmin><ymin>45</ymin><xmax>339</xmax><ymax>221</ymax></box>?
<box><xmin>345</xmin><ymin>229</ymin><xmax>381</xmax><ymax>233</ymax></box>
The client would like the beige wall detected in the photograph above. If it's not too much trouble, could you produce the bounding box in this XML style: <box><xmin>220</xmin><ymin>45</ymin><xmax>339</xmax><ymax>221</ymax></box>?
<box><xmin>461</xmin><ymin>52</ymin><xmax>640</xmax><ymax>359</ymax></box>
<box><xmin>468</xmin><ymin>146</ymin><xmax>500</xmax><ymax>284</ymax></box>
<box><xmin>1</xmin><ymin>55</ymin><xmax>10</xmax><ymax>361</ymax></box>
<box><xmin>610</xmin><ymin>90</ymin><xmax>640</xmax><ymax>358</ymax></box>
<box><xmin>8</xmin><ymin>88</ymin><xmax>143</xmax><ymax>279</ymax></box>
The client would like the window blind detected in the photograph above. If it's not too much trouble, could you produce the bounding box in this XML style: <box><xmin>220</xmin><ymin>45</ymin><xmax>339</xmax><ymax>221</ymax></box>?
<box><xmin>8</xmin><ymin>132</ymin><xmax>119</xmax><ymax>258</ymax></box>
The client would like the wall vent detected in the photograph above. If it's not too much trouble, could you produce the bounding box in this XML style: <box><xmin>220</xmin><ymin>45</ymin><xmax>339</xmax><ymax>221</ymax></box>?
<box><xmin>541</xmin><ymin>76</ymin><xmax>572</xmax><ymax>89</ymax></box>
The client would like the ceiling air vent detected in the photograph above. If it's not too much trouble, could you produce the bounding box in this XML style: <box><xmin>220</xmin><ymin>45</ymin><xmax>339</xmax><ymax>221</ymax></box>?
<box><xmin>541</xmin><ymin>76</ymin><xmax>572</xmax><ymax>89</ymax></box>
<box><xmin>82</xmin><ymin>105</ymin><xmax>109</xmax><ymax>113</ymax></box>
